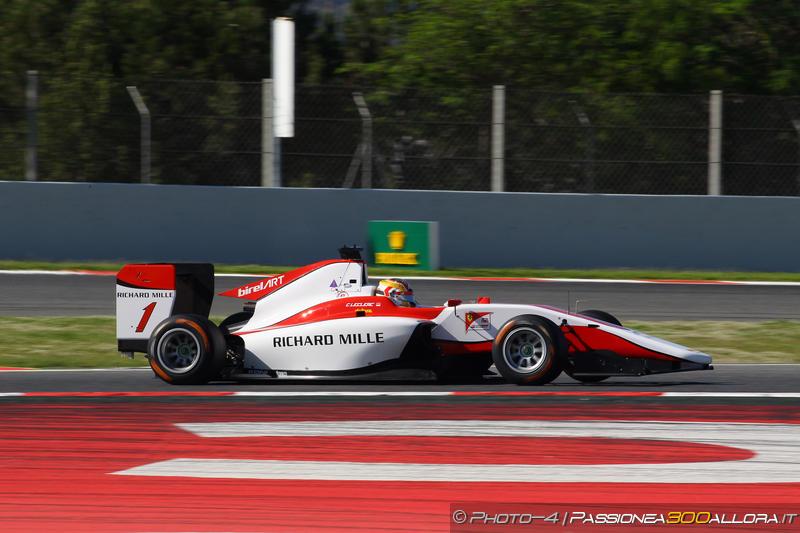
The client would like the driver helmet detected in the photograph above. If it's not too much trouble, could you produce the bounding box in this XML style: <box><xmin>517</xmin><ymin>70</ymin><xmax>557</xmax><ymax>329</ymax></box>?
<box><xmin>376</xmin><ymin>278</ymin><xmax>416</xmax><ymax>307</ymax></box>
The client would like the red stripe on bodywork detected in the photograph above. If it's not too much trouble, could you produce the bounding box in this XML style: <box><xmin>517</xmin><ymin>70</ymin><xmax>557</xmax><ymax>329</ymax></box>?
<box><xmin>237</xmin><ymin>296</ymin><xmax>444</xmax><ymax>335</ymax></box>
<box><xmin>116</xmin><ymin>264</ymin><xmax>175</xmax><ymax>290</ymax></box>
<box><xmin>563</xmin><ymin>325</ymin><xmax>678</xmax><ymax>361</ymax></box>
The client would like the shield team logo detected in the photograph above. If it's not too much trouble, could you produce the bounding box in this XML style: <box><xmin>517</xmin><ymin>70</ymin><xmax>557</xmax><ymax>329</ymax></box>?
<box><xmin>464</xmin><ymin>311</ymin><xmax>492</xmax><ymax>332</ymax></box>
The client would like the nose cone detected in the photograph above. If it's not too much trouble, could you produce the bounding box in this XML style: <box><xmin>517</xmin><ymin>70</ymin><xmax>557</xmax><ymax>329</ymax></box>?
<box><xmin>683</xmin><ymin>351</ymin><xmax>713</xmax><ymax>365</ymax></box>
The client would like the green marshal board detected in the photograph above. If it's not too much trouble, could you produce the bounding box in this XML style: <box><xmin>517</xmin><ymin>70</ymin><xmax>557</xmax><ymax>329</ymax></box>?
<box><xmin>367</xmin><ymin>220</ymin><xmax>440</xmax><ymax>270</ymax></box>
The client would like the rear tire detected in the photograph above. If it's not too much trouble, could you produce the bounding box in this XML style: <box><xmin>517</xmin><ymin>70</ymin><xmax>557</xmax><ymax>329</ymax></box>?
<box><xmin>147</xmin><ymin>315</ymin><xmax>226</xmax><ymax>385</ymax></box>
<box><xmin>492</xmin><ymin>316</ymin><xmax>562</xmax><ymax>385</ymax></box>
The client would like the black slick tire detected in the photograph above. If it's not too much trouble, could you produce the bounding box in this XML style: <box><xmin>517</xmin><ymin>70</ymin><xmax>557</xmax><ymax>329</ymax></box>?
<box><xmin>579</xmin><ymin>309</ymin><xmax>622</xmax><ymax>327</ymax></box>
<box><xmin>147</xmin><ymin>314</ymin><xmax>226</xmax><ymax>385</ymax></box>
<box><xmin>492</xmin><ymin>315</ymin><xmax>563</xmax><ymax>385</ymax></box>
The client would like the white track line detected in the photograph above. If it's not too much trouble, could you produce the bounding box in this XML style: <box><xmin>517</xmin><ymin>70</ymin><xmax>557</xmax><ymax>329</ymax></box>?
<box><xmin>234</xmin><ymin>391</ymin><xmax>453</xmax><ymax>397</ymax></box>
<box><xmin>3</xmin><ymin>269</ymin><xmax>800</xmax><ymax>286</ymax></box>
<box><xmin>119</xmin><ymin>420</ymin><xmax>800</xmax><ymax>483</ymax></box>
<box><xmin>662</xmin><ymin>392</ymin><xmax>800</xmax><ymax>398</ymax></box>
<box><xmin>232</xmin><ymin>391</ymin><xmax>800</xmax><ymax>398</ymax></box>
<box><xmin>0</xmin><ymin>269</ymin><xmax>113</xmax><ymax>276</ymax></box>
<box><xmin>0</xmin><ymin>390</ymin><xmax>798</xmax><ymax>398</ymax></box>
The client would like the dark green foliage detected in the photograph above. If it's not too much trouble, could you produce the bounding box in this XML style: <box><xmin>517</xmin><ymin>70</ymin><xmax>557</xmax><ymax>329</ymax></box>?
<box><xmin>3</xmin><ymin>1</ymin><xmax>800</xmax><ymax>189</ymax></box>
<box><xmin>0</xmin><ymin>0</ymin><xmax>343</xmax><ymax>183</ymax></box>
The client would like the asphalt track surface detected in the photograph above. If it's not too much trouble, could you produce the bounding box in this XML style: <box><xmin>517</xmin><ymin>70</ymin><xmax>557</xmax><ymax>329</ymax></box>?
<box><xmin>3</xmin><ymin>272</ymin><xmax>800</xmax><ymax>320</ymax></box>
<box><xmin>0</xmin><ymin>364</ymin><xmax>798</xmax><ymax>392</ymax></box>
<box><xmin>1</xmin><ymin>393</ymin><xmax>799</xmax><ymax>531</ymax></box>
<box><xmin>1</xmin><ymin>274</ymin><xmax>800</xmax><ymax>530</ymax></box>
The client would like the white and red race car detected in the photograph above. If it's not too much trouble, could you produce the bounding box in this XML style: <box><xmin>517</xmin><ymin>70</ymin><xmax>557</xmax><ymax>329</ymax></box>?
<box><xmin>116</xmin><ymin>247</ymin><xmax>712</xmax><ymax>385</ymax></box>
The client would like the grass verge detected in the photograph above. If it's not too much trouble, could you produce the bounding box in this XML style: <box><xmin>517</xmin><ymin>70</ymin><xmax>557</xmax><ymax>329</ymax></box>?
<box><xmin>0</xmin><ymin>317</ymin><xmax>141</xmax><ymax>368</ymax></box>
<box><xmin>0</xmin><ymin>316</ymin><xmax>797</xmax><ymax>368</ymax></box>
<box><xmin>0</xmin><ymin>259</ymin><xmax>799</xmax><ymax>281</ymax></box>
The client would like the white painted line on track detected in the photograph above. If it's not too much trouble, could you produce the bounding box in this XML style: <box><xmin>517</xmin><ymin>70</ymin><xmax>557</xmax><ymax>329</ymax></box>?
<box><xmin>0</xmin><ymin>270</ymin><xmax>105</xmax><ymax>276</ymax></box>
<box><xmin>663</xmin><ymin>392</ymin><xmax>800</xmax><ymax>398</ymax></box>
<box><xmin>712</xmin><ymin>363</ymin><xmax>800</xmax><ymax>366</ymax></box>
<box><xmin>0</xmin><ymin>390</ymin><xmax>799</xmax><ymax>398</ymax></box>
<box><xmin>175</xmin><ymin>419</ymin><xmax>800</xmax><ymax>438</ymax></box>
<box><xmin>374</xmin><ymin>276</ymin><xmax>800</xmax><ymax>287</ymax></box>
<box><xmin>4</xmin><ymin>269</ymin><xmax>800</xmax><ymax>286</ymax></box>
<box><xmin>119</xmin><ymin>420</ymin><xmax>800</xmax><ymax>483</ymax></box>
<box><xmin>231</xmin><ymin>390</ymin><xmax>800</xmax><ymax>398</ymax></box>
<box><xmin>233</xmin><ymin>391</ymin><xmax>453</xmax><ymax>397</ymax></box>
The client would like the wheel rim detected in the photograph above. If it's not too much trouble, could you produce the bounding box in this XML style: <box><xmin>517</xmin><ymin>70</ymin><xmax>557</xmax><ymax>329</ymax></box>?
<box><xmin>502</xmin><ymin>327</ymin><xmax>547</xmax><ymax>374</ymax></box>
<box><xmin>156</xmin><ymin>328</ymin><xmax>202</xmax><ymax>374</ymax></box>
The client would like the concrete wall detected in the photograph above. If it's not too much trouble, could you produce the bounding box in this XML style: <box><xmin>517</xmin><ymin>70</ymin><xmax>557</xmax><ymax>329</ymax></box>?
<box><xmin>1</xmin><ymin>181</ymin><xmax>798</xmax><ymax>271</ymax></box>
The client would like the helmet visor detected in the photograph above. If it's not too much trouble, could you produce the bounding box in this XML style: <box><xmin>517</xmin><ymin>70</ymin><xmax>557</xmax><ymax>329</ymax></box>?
<box><xmin>394</xmin><ymin>291</ymin><xmax>416</xmax><ymax>307</ymax></box>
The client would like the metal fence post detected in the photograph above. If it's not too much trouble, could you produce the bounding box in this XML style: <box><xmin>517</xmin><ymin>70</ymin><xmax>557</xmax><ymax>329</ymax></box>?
<box><xmin>353</xmin><ymin>92</ymin><xmax>372</xmax><ymax>188</ymax></box>
<box><xmin>491</xmin><ymin>85</ymin><xmax>505</xmax><ymax>192</ymax></box>
<box><xmin>708</xmin><ymin>90</ymin><xmax>723</xmax><ymax>195</ymax></box>
<box><xmin>793</xmin><ymin>119</ymin><xmax>800</xmax><ymax>196</ymax></box>
<box><xmin>126</xmin><ymin>86</ymin><xmax>151</xmax><ymax>184</ymax></box>
<box><xmin>261</xmin><ymin>79</ymin><xmax>276</xmax><ymax>187</ymax></box>
<box><xmin>25</xmin><ymin>70</ymin><xmax>38</xmax><ymax>181</ymax></box>
<box><xmin>570</xmin><ymin>99</ymin><xmax>596</xmax><ymax>193</ymax></box>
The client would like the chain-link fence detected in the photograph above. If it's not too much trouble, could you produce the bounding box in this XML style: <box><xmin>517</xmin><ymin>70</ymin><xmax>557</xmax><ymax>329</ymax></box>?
<box><xmin>2</xmin><ymin>73</ymin><xmax>800</xmax><ymax>195</ymax></box>
<box><xmin>505</xmin><ymin>90</ymin><xmax>710</xmax><ymax>194</ymax></box>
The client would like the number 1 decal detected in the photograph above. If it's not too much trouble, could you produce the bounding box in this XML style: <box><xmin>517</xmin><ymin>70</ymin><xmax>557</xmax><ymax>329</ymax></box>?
<box><xmin>135</xmin><ymin>302</ymin><xmax>157</xmax><ymax>333</ymax></box>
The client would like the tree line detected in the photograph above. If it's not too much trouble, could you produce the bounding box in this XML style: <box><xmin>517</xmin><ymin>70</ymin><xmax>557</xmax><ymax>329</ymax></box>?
<box><xmin>1</xmin><ymin>0</ymin><xmax>799</xmax><ymax>190</ymax></box>
<box><xmin>2</xmin><ymin>0</ymin><xmax>799</xmax><ymax>93</ymax></box>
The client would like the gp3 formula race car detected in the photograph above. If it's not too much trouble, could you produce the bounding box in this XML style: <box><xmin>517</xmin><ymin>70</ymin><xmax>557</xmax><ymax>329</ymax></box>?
<box><xmin>115</xmin><ymin>247</ymin><xmax>712</xmax><ymax>385</ymax></box>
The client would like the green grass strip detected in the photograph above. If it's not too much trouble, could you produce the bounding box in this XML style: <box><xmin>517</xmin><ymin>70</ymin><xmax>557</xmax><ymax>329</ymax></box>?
<box><xmin>1</xmin><ymin>260</ymin><xmax>799</xmax><ymax>282</ymax></box>
<box><xmin>0</xmin><ymin>317</ymin><xmax>141</xmax><ymax>369</ymax></box>
<box><xmin>0</xmin><ymin>316</ymin><xmax>797</xmax><ymax>368</ymax></box>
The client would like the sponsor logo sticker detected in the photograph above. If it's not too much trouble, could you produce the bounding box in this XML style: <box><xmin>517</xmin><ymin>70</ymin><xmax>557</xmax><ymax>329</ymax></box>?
<box><xmin>273</xmin><ymin>332</ymin><xmax>385</xmax><ymax>348</ymax></box>
<box><xmin>465</xmin><ymin>311</ymin><xmax>492</xmax><ymax>332</ymax></box>
<box><xmin>237</xmin><ymin>275</ymin><xmax>285</xmax><ymax>297</ymax></box>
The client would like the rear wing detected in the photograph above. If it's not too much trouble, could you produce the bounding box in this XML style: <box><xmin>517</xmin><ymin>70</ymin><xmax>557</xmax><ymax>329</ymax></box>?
<box><xmin>116</xmin><ymin>263</ymin><xmax>214</xmax><ymax>354</ymax></box>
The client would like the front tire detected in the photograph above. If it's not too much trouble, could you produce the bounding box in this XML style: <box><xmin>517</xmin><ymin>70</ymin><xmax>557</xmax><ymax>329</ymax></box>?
<box><xmin>579</xmin><ymin>309</ymin><xmax>622</xmax><ymax>326</ymax></box>
<box><xmin>492</xmin><ymin>316</ymin><xmax>562</xmax><ymax>385</ymax></box>
<box><xmin>147</xmin><ymin>315</ymin><xmax>226</xmax><ymax>385</ymax></box>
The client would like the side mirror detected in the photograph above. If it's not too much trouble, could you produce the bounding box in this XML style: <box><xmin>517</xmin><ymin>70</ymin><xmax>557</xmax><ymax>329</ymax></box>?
<box><xmin>339</xmin><ymin>245</ymin><xmax>363</xmax><ymax>260</ymax></box>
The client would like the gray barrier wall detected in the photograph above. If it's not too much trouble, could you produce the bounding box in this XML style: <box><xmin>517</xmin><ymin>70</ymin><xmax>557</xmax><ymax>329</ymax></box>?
<box><xmin>1</xmin><ymin>181</ymin><xmax>798</xmax><ymax>271</ymax></box>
